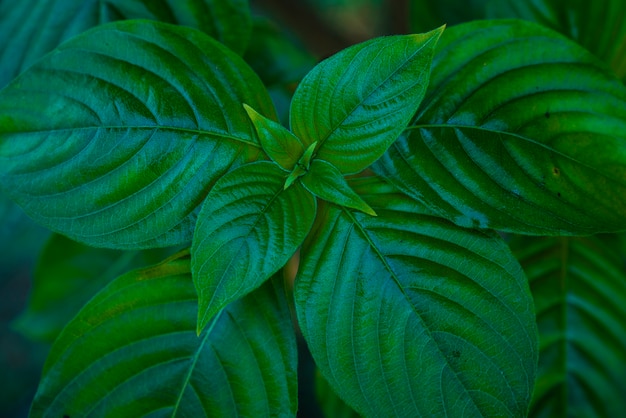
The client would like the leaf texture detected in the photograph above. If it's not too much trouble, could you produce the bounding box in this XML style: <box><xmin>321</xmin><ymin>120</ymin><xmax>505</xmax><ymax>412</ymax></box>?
<box><xmin>487</xmin><ymin>0</ymin><xmax>626</xmax><ymax>80</ymax></box>
<box><xmin>290</xmin><ymin>28</ymin><xmax>443</xmax><ymax>174</ymax></box>
<box><xmin>0</xmin><ymin>20</ymin><xmax>275</xmax><ymax>249</ymax></box>
<box><xmin>30</xmin><ymin>252</ymin><xmax>298</xmax><ymax>417</ymax></box>
<box><xmin>510</xmin><ymin>235</ymin><xmax>626</xmax><ymax>418</ymax></box>
<box><xmin>295</xmin><ymin>188</ymin><xmax>538</xmax><ymax>416</ymax></box>
<box><xmin>192</xmin><ymin>161</ymin><xmax>316</xmax><ymax>332</ymax></box>
<box><xmin>0</xmin><ymin>0</ymin><xmax>252</xmax><ymax>88</ymax></box>
<box><xmin>374</xmin><ymin>19</ymin><xmax>626</xmax><ymax>235</ymax></box>
<box><xmin>13</xmin><ymin>234</ymin><xmax>175</xmax><ymax>342</ymax></box>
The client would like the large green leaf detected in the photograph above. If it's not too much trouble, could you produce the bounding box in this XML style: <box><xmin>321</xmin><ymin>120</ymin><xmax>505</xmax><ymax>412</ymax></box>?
<box><xmin>30</xmin><ymin>252</ymin><xmax>298</xmax><ymax>417</ymax></box>
<box><xmin>0</xmin><ymin>20</ymin><xmax>275</xmax><ymax>249</ymax></box>
<box><xmin>374</xmin><ymin>19</ymin><xmax>626</xmax><ymax>235</ymax></box>
<box><xmin>192</xmin><ymin>161</ymin><xmax>316</xmax><ymax>332</ymax></box>
<box><xmin>487</xmin><ymin>0</ymin><xmax>626</xmax><ymax>80</ymax></box>
<box><xmin>289</xmin><ymin>28</ymin><xmax>443</xmax><ymax>175</ymax></box>
<box><xmin>13</xmin><ymin>234</ymin><xmax>176</xmax><ymax>343</ymax></box>
<box><xmin>0</xmin><ymin>0</ymin><xmax>251</xmax><ymax>88</ymax></box>
<box><xmin>510</xmin><ymin>235</ymin><xmax>626</xmax><ymax>418</ymax></box>
<box><xmin>295</xmin><ymin>188</ymin><xmax>538</xmax><ymax>416</ymax></box>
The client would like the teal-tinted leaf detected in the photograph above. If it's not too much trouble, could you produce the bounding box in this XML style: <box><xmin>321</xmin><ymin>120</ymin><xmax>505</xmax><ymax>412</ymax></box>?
<box><xmin>0</xmin><ymin>20</ymin><xmax>275</xmax><ymax>249</ymax></box>
<box><xmin>301</xmin><ymin>159</ymin><xmax>376</xmax><ymax>216</ymax></box>
<box><xmin>290</xmin><ymin>28</ymin><xmax>443</xmax><ymax>174</ymax></box>
<box><xmin>30</xmin><ymin>252</ymin><xmax>297</xmax><ymax>417</ymax></box>
<box><xmin>192</xmin><ymin>161</ymin><xmax>316</xmax><ymax>332</ymax></box>
<box><xmin>0</xmin><ymin>0</ymin><xmax>252</xmax><ymax>88</ymax></box>
<box><xmin>13</xmin><ymin>234</ymin><xmax>176</xmax><ymax>343</ymax></box>
<box><xmin>295</xmin><ymin>192</ymin><xmax>538</xmax><ymax>416</ymax></box>
<box><xmin>510</xmin><ymin>235</ymin><xmax>626</xmax><ymax>418</ymax></box>
<box><xmin>244</xmin><ymin>104</ymin><xmax>304</xmax><ymax>171</ymax></box>
<box><xmin>375</xmin><ymin>19</ymin><xmax>626</xmax><ymax>235</ymax></box>
<box><xmin>487</xmin><ymin>0</ymin><xmax>626</xmax><ymax>80</ymax></box>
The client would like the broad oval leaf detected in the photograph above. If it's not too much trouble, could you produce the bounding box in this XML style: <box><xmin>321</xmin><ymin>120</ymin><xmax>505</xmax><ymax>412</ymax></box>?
<box><xmin>295</xmin><ymin>191</ymin><xmax>538</xmax><ymax>416</ymax></box>
<box><xmin>290</xmin><ymin>28</ymin><xmax>443</xmax><ymax>175</ymax></box>
<box><xmin>30</xmin><ymin>252</ymin><xmax>297</xmax><ymax>417</ymax></box>
<box><xmin>192</xmin><ymin>161</ymin><xmax>316</xmax><ymax>332</ymax></box>
<box><xmin>510</xmin><ymin>235</ymin><xmax>626</xmax><ymax>418</ymax></box>
<box><xmin>0</xmin><ymin>0</ymin><xmax>252</xmax><ymax>88</ymax></box>
<box><xmin>374</xmin><ymin>19</ymin><xmax>626</xmax><ymax>235</ymax></box>
<box><xmin>0</xmin><ymin>20</ymin><xmax>276</xmax><ymax>249</ymax></box>
<box><xmin>13</xmin><ymin>233</ymin><xmax>176</xmax><ymax>343</ymax></box>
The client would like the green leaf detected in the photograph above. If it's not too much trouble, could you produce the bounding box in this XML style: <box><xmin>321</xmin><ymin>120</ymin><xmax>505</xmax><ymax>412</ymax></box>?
<box><xmin>487</xmin><ymin>0</ymin><xmax>626</xmax><ymax>80</ymax></box>
<box><xmin>374</xmin><ymin>19</ymin><xmax>626</xmax><ymax>235</ymax></box>
<box><xmin>244</xmin><ymin>104</ymin><xmax>304</xmax><ymax>171</ymax></box>
<box><xmin>290</xmin><ymin>27</ymin><xmax>444</xmax><ymax>174</ymax></box>
<box><xmin>301</xmin><ymin>159</ymin><xmax>376</xmax><ymax>216</ymax></box>
<box><xmin>295</xmin><ymin>192</ymin><xmax>538</xmax><ymax>416</ymax></box>
<box><xmin>315</xmin><ymin>369</ymin><xmax>360</xmax><ymax>418</ymax></box>
<box><xmin>0</xmin><ymin>0</ymin><xmax>252</xmax><ymax>88</ymax></box>
<box><xmin>12</xmin><ymin>234</ymin><xmax>176</xmax><ymax>343</ymax></box>
<box><xmin>30</xmin><ymin>252</ymin><xmax>298</xmax><ymax>417</ymax></box>
<box><xmin>192</xmin><ymin>161</ymin><xmax>316</xmax><ymax>333</ymax></box>
<box><xmin>509</xmin><ymin>235</ymin><xmax>626</xmax><ymax>418</ymax></box>
<box><xmin>0</xmin><ymin>20</ymin><xmax>275</xmax><ymax>249</ymax></box>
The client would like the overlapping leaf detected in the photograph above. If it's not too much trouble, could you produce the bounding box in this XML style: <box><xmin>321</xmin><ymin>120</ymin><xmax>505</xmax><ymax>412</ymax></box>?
<box><xmin>510</xmin><ymin>235</ymin><xmax>626</xmax><ymax>418</ymax></box>
<box><xmin>0</xmin><ymin>0</ymin><xmax>251</xmax><ymax>87</ymax></box>
<box><xmin>487</xmin><ymin>0</ymin><xmax>626</xmax><ymax>80</ymax></box>
<box><xmin>30</xmin><ymin>252</ymin><xmax>297</xmax><ymax>417</ymax></box>
<box><xmin>192</xmin><ymin>161</ymin><xmax>316</xmax><ymax>332</ymax></box>
<box><xmin>295</xmin><ymin>185</ymin><xmax>537</xmax><ymax>417</ymax></box>
<box><xmin>374</xmin><ymin>19</ymin><xmax>626</xmax><ymax>235</ymax></box>
<box><xmin>290</xmin><ymin>28</ymin><xmax>443</xmax><ymax>174</ymax></box>
<box><xmin>13</xmin><ymin>234</ymin><xmax>175</xmax><ymax>342</ymax></box>
<box><xmin>0</xmin><ymin>20</ymin><xmax>275</xmax><ymax>249</ymax></box>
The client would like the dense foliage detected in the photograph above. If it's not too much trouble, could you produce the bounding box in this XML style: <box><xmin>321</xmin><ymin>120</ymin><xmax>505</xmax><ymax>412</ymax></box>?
<box><xmin>1</xmin><ymin>0</ymin><xmax>625</xmax><ymax>416</ymax></box>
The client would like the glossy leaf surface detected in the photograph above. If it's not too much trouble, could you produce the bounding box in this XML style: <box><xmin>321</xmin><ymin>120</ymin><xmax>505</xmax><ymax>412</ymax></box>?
<box><xmin>301</xmin><ymin>159</ymin><xmax>376</xmax><ymax>216</ymax></box>
<box><xmin>290</xmin><ymin>28</ymin><xmax>443</xmax><ymax>174</ymax></box>
<box><xmin>295</xmin><ymin>189</ymin><xmax>538</xmax><ymax>416</ymax></box>
<box><xmin>0</xmin><ymin>20</ymin><xmax>275</xmax><ymax>249</ymax></box>
<box><xmin>13</xmin><ymin>234</ymin><xmax>175</xmax><ymax>342</ymax></box>
<box><xmin>192</xmin><ymin>161</ymin><xmax>316</xmax><ymax>332</ymax></box>
<box><xmin>487</xmin><ymin>0</ymin><xmax>626</xmax><ymax>80</ymax></box>
<box><xmin>30</xmin><ymin>252</ymin><xmax>297</xmax><ymax>417</ymax></box>
<box><xmin>375</xmin><ymin>19</ymin><xmax>626</xmax><ymax>235</ymax></box>
<box><xmin>510</xmin><ymin>235</ymin><xmax>626</xmax><ymax>418</ymax></box>
<box><xmin>0</xmin><ymin>0</ymin><xmax>251</xmax><ymax>87</ymax></box>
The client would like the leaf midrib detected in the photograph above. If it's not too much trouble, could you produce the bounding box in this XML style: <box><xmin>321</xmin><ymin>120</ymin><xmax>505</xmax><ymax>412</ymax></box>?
<box><xmin>0</xmin><ymin>125</ymin><xmax>261</xmax><ymax>148</ymax></box>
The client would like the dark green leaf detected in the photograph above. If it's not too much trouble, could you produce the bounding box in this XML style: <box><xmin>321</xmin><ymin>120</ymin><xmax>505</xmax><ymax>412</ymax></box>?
<box><xmin>0</xmin><ymin>0</ymin><xmax>252</xmax><ymax>88</ymax></box>
<box><xmin>295</xmin><ymin>190</ymin><xmax>538</xmax><ymax>416</ymax></box>
<box><xmin>510</xmin><ymin>235</ymin><xmax>626</xmax><ymax>418</ymax></box>
<box><xmin>0</xmin><ymin>20</ymin><xmax>275</xmax><ymax>249</ymax></box>
<box><xmin>301</xmin><ymin>159</ymin><xmax>376</xmax><ymax>216</ymax></box>
<box><xmin>13</xmin><ymin>234</ymin><xmax>176</xmax><ymax>342</ymax></box>
<box><xmin>192</xmin><ymin>161</ymin><xmax>316</xmax><ymax>332</ymax></box>
<box><xmin>244</xmin><ymin>104</ymin><xmax>304</xmax><ymax>171</ymax></box>
<box><xmin>487</xmin><ymin>0</ymin><xmax>626</xmax><ymax>80</ymax></box>
<box><xmin>375</xmin><ymin>19</ymin><xmax>626</xmax><ymax>235</ymax></box>
<box><xmin>30</xmin><ymin>252</ymin><xmax>298</xmax><ymax>417</ymax></box>
<box><xmin>290</xmin><ymin>28</ymin><xmax>443</xmax><ymax>174</ymax></box>
<box><xmin>315</xmin><ymin>369</ymin><xmax>360</xmax><ymax>418</ymax></box>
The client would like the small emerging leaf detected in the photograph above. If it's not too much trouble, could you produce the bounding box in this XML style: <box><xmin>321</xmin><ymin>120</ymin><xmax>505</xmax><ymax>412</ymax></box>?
<box><xmin>284</xmin><ymin>141</ymin><xmax>318</xmax><ymax>190</ymax></box>
<box><xmin>192</xmin><ymin>161</ymin><xmax>316</xmax><ymax>333</ymax></box>
<box><xmin>244</xmin><ymin>103</ymin><xmax>304</xmax><ymax>171</ymax></box>
<box><xmin>301</xmin><ymin>159</ymin><xmax>376</xmax><ymax>216</ymax></box>
<box><xmin>290</xmin><ymin>26</ymin><xmax>444</xmax><ymax>174</ymax></box>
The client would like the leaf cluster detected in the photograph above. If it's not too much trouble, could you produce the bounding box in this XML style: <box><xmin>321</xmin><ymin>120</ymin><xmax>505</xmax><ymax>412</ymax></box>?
<box><xmin>0</xmin><ymin>0</ymin><xmax>625</xmax><ymax>417</ymax></box>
